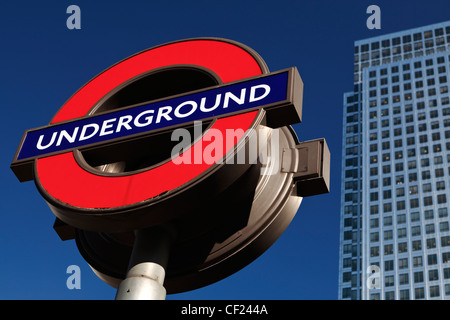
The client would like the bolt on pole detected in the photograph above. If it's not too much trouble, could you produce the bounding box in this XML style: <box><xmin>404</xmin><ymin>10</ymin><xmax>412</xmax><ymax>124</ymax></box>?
<box><xmin>115</xmin><ymin>226</ymin><xmax>172</xmax><ymax>300</ymax></box>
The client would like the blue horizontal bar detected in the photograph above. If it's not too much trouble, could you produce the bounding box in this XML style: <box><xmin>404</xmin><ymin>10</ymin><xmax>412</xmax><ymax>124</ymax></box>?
<box><xmin>16</xmin><ymin>71</ymin><xmax>288</xmax><ymax>160</ymax></box>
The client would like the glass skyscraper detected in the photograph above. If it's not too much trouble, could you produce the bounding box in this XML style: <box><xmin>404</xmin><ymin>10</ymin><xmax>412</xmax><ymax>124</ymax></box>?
<box><xmin>338</xmin><ymin>21</ymin><xmax>450</xmax><ymax>300</ymax></box>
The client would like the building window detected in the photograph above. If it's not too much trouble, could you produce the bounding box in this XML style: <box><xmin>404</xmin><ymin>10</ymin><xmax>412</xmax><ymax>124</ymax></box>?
<box><xmin>423</xmin><ymin>184</ymin><xmax>432</xmax><ymax>193</ymax></box>
<box><xmin>370</xmin><ymin>205</ymin><xmax>379</xmax><ymax>215</ymax></box>
<box><xmin>429</xmin><ymin>269</ymin><xmax>439</xmax><ymax>281</ymax></box>
<box><xmin>437</xmin><ymin>194</ymin><xmax>447</xmax><ymax>204</ymax></box>
<box><xmin>418</xmin><ymin>124</ymin><xmax>427</xmax><ymax>132</ymax></box>
<box><xmin>383</xmin><ymin>203</ymin><xmax>392</xmax><ymax>213</ymax></box>
<box><xmin>370</xmin><ymin>167</ymin><xmax>378</xmax><ymax>176</ymax></box>
<box><xmin>370</xmin><ymin>232</ymin><xmax>379</xmax><ymax>242</ymax></box>
<box><xmin>420</xmin><ymin>146</ymin><xmax>428</xmax><ymax>155</ymax></box>
<box><xmin>370</xmin><ymin>218</ymin><xmax>379</xmax><ymax>228</ymax></box>
<box><xmin>385</xmin><ymin>275</ymin><xmax>394</xmax><ymax>287</ymax></box>
<box><xmin>342</xmin><ymin>287</ymin><xmax>351</xmax><ymax>299</ymax></box>
<box><xmin>398</xmin><ymin>243</ymin><xmax>408</xmax><ymax>253</ymax></box>
<box><xmin>415</xmin><ymin>287</ymin><xmax>425</xmax><ymax>299</ymax></box>
<box><xmin>422</xmin><ymin>171</ymin><xmax>431</xmax><ymax>180</ymax></box>
<box><xmin>370</xmin><ymin>156</ymin><xmax>378</xmax><ymax>164</ymax></box>
<box><xmin>424</xmin><ymin>209</ymin><xmax>434</xmax><ymax>219</ymax></box>
<box><xmin>433</xmin><ymin>121</ymin><xmax>442</xmax><ymax>130</ymax></box>
<box><xmin>409</xmin><ymin>185</ymin><xmax>418</xmax><ymax>195</ymax></box>
<box><xmin>399</xmin><ymin>273</ymin><xmax>409</xmax><ymax>285</ymax></box>
<box><xmin>344</xmin><ymin>231</ymin><xmax>352</xmax><ymax>240</ymax></box>
<box><xmin>370</xmin><ymin>293</ymin><xmax>380</xmax><ymax>300</ymax></box>
<box><xmin>412</xmin><ymin>240</ymin><xmax>422</xmax><ymax>251</ymax></box>
<box><xmin>413</xmin><ymin>256</ymin><xmax>423</xmax><ymax>267</ymax></box>
<box><xmin>440</xmin><ymin>222</ymin><xmax>449</xmax><ymax>232</ymax></box>
<box><xmin>438</xmin><ymin>208</ymin><xmax>448</xmax><ymax>218</ymax></box>
<box><xmin>442</xmin><ymin>236</ymin><xmax>450</xmax><ymax>247</ymax></box>
<box><xmin>434</xmin><ymin>156</ymin><xmax>443</xmax><ymax>165</ymax></box>
<box><xmin>385</xmin><ymin>260</ymin><xmax>394</xmax><ymax>271</ymax></box>
<box><xmin>384</xmin><ymin>230</ymin><xmax>393</xmax><ymax>240</ymax></box>
<box><xmin>411</xmin><ymin>226</ymin><xmax>421</xmax><ymax>236</ymax></box>
<box><xmin>428</xmin><ymin>254</ymin><xmax>438</xmax><ymax>266</ymax></box>
<box><xmin>427</xmin><ymin>238</ymin><xmax>437</xmax><ymax>249</ymax></box>
<box><xmin>433</xmin><ymin>144</ymin><xmax>442</xmax><ymax>153</ymax></box>
<box><xmin>399</xmin><ymin>289</ymin><xmax>410</xmax><ymax>300</ymax></box>
<box><xmin>410</xmin><ymin>198</ymin><xmax>419</xmax><ymax>208</ymax></box>
<box><xmin>398</xmin><ymin>227</ymin><xmax>407</xmax><ymax>238</ymax></box>
<box><xmin>385</xmin><ymin>244</ymin><xmax>394</xmax><ymax>255</ymax></box>
<box><xmin>384</xmin><ymin>216</ymin><xmax>393</xmax><ymax>226</ymax></box>
<box><xmin>343</xmin><ymin>272</ymin><xmax>352</xmax><ymax>282</ymax></box>
<box><xmin>370</xmin><ymin>192</ymin><xmax>378</xmax><ymax>201</ymax></box>
<box><xmin>346</xmin><ymin>177</ymin><xmax>359</xmax><ymax>188</ymax></box>
<box><xmin>370</xmin><ymin>246</ymin><xmax>379</xmax><ymax>257</ymax></box>
<box><xmin>444</xmin><ymin>267</ymin><xmax>450</xmax><ymax>279</ymax></box>
<box><xmin>398</xmin><ymin>258</ymin><xmax>408</xmax><ymax>269</ymax></box>
<box><xmin>370</xmin><ymin>179</ymin><xmax>378</xmax><ymax>188</ymax></box>
<box><xmin>344</xmin><ymin>218</ymin><xmax>352</xmax><ymax>228</ymax></box>
<box><xmin>343</xmin><ymin>244</ymin><xmax>352</xmax><ymax>254</ymax></box>
<box><xmin>426</xmin><ymin>224</ymin><xmax>435</xmax><ymax>234</ymax></box>
<box><xmin>432</xmin><ymin>132</ymin><xmax>441</xmax><ymax>141</ymax></box>
<box><xmin>414</xmin><ymin>271</ymin><xmax>424</xmax><ymax>283</ymax></box>
<box><xmin>385</xmin><ymin>291</ymin><xmax>395</xmax><ymax>300</ymax></box>
<box><xmin>423</xmin><ymin>196</ymin><xmax>433</xmax><ymax>206</ymax></box>
<box><xmin>411</xmin><ymin>212</ymin><xmax>420</xmax><ymax>222</ymax></box>
<box><xmin>421</xmin><ymin>158</ymin><xmax>430</xmax><ymax>167</ymax></box>
<box><xmin>430</xmin><ymin>285</ymin><xmax>440</xmax><ymax>298</ymax></box>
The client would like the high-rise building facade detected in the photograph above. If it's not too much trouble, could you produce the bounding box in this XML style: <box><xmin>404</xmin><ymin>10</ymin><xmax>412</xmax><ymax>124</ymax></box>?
<box><xmin>339</xmin><ymin>21</ymin><xmax>450</xmax><ymax>300</ymax></box>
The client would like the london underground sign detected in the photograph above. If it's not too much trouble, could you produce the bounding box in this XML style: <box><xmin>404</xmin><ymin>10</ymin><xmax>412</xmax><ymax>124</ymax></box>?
<box><xmin>12</xmin><ymin>69</ymin><xmax>299</xmax><ymax>168</ymax></box>
<box><xmin>11</xmin><ymin>38</ymin><xmax>330</xmax><ymax>296</ymax></box>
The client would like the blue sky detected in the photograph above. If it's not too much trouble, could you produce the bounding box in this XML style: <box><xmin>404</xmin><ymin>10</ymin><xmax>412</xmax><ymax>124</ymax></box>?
<box><xmin>1</xmin><ymin>0</ymin><xmax>449</xmax><ymax>300</ymax></box>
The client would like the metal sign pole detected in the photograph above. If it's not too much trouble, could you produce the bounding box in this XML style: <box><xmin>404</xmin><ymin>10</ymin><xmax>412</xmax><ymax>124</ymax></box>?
<box><xmin>115</xmin><ymin>226</ymin><xmax>172</xmax><ymax>300</ymax></box>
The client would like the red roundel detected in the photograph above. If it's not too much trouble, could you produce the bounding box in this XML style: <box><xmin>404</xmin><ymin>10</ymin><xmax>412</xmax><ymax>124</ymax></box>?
<box><xmin>35</xmin><ymin>39</ymin><xmax>266</xmax><ymax>216</ymax></box>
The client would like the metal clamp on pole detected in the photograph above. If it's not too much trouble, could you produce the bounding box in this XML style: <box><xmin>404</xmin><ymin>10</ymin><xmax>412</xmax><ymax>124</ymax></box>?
<box><xmin>115</xmin><ymin>226</ymin><xmax>172</xmax><ymax>300</ymax></box>
<box><xmin>282</xmin><ymin>138</ymin><xmax>330</xmax><ymax>197</ymax></box>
